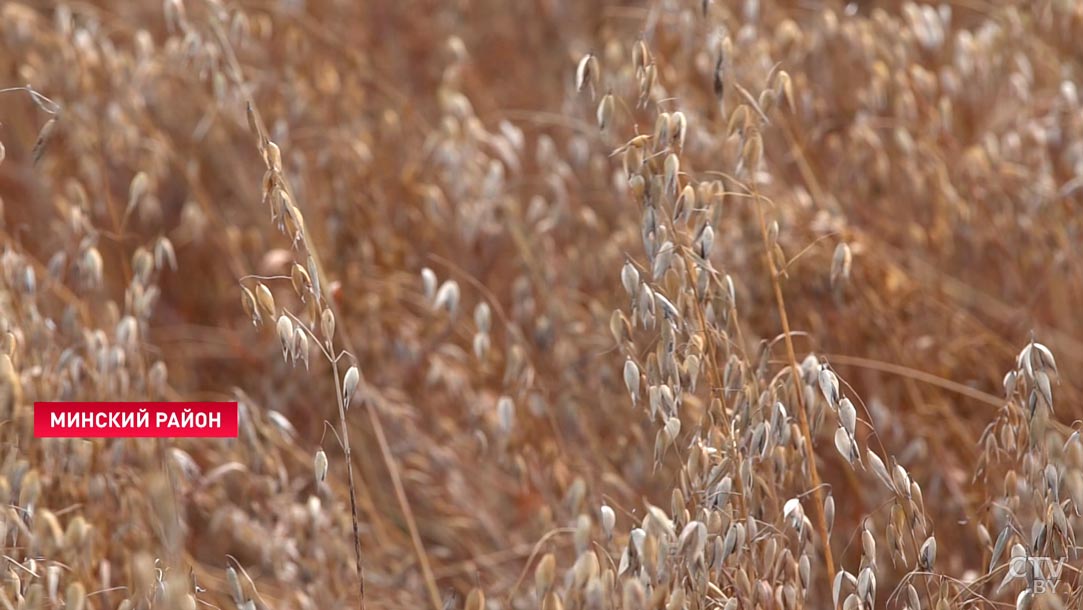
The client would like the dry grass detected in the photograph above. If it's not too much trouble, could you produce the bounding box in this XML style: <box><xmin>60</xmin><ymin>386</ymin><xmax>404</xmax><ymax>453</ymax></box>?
<box><xmin>2</xmin><ymin>1</ymin><xmax>1083</xmax><ymax>609</ymax></box>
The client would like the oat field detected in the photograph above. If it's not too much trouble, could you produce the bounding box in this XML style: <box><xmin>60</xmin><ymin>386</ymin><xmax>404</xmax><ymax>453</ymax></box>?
<box><xmin>1</xmin><ymin>1</ymin><xmax>1082</xmax><ymax>609</ymax></box>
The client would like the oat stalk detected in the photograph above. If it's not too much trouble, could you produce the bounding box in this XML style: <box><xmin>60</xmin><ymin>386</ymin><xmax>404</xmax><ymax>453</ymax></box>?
<box><xmin>331</xmin><ymin>356</ymin><xmax>367</xmax><ymax>610</ymax></box>
<box><xmin>752</xmin><ymin>186</ymin><xmax>838</xmax><ymax>586</ymax></box>
<box><xmin>203</xmin><ymin>14</ymin><xmax>373</xmax><ymax>608</ymax></box>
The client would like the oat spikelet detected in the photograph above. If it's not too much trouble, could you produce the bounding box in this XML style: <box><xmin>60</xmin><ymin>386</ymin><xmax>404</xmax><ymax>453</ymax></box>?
<box><xmin>32</xmin><ymin>116</ymin><xmax>59</xmax><ymax>165</ymax></box>
<box><xmin>831</xmin><ymin>242</ymin><xmax>852</xmax><ymax>289</ymax></box>
<box><xmin>535</xmin><ymin>553</ymin><xmax>556</xmax><ymax>596</ymax></box>
<box><xmin>343</xmin><ymin>365</ymin><xmax>360</xmax><ymax>408</ymax></box>
<box><xmin>276</xmin><ymin>315</ymin><xmax>294</xmax><ymax>362</ymax></box>
<box><xmin>256</xmin><ymin>283</ymin><xmax>276</xmax><ymax>319</ymax></box>
<box><xmin>597</xmin><ymin>93</ymin><xmax>615</xmax><ymax>132</ymax></box>
<box><xmin>314</xmin><ymin>449</ymin><xmax>328</xmax><ymax>482</ymax></box>
<box><xmin>576</xmin><ymin>53</ymin><xmax>599</xmax><ymax>97</ymax></box>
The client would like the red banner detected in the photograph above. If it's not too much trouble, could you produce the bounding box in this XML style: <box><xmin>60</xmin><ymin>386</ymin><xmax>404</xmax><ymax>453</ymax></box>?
<box><xmin>34</xmin><ymin>402</ymin><xmax>239</xmax><ymax>438</ymax></box>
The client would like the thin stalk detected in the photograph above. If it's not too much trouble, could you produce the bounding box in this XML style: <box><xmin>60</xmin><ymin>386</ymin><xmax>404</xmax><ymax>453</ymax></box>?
<box><xmin>331</xmin><ymin>357</ymin><xmax>366</xmax><ymax>610</ymax></box>
<box><xmin>205</xmin><ymin>15</ymin><xmax>371</xmax><ymax>608</ymax></box>
<box><xmin>362</xmin><ymin>391</ymin><xmax>443</xmax><ymax>610</ymax></box>
<box><xmin>751</xmin><ymin>187</ymin><xmax>837</xmax><ymax>586</ymax></box>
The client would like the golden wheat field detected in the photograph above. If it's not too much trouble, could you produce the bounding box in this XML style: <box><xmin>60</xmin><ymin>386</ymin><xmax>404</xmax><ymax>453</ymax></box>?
<box><xmin>1</xmin><ymin>0</ymin><xmax>1083</xmax><ymax>609</ymax></box>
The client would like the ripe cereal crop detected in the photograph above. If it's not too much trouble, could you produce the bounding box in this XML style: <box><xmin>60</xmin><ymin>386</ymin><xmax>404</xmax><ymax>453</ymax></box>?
<box><xmin>1</xmin><ymin>2</ymin><xmax>1082</xmax><ymax>610</ymax></box>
